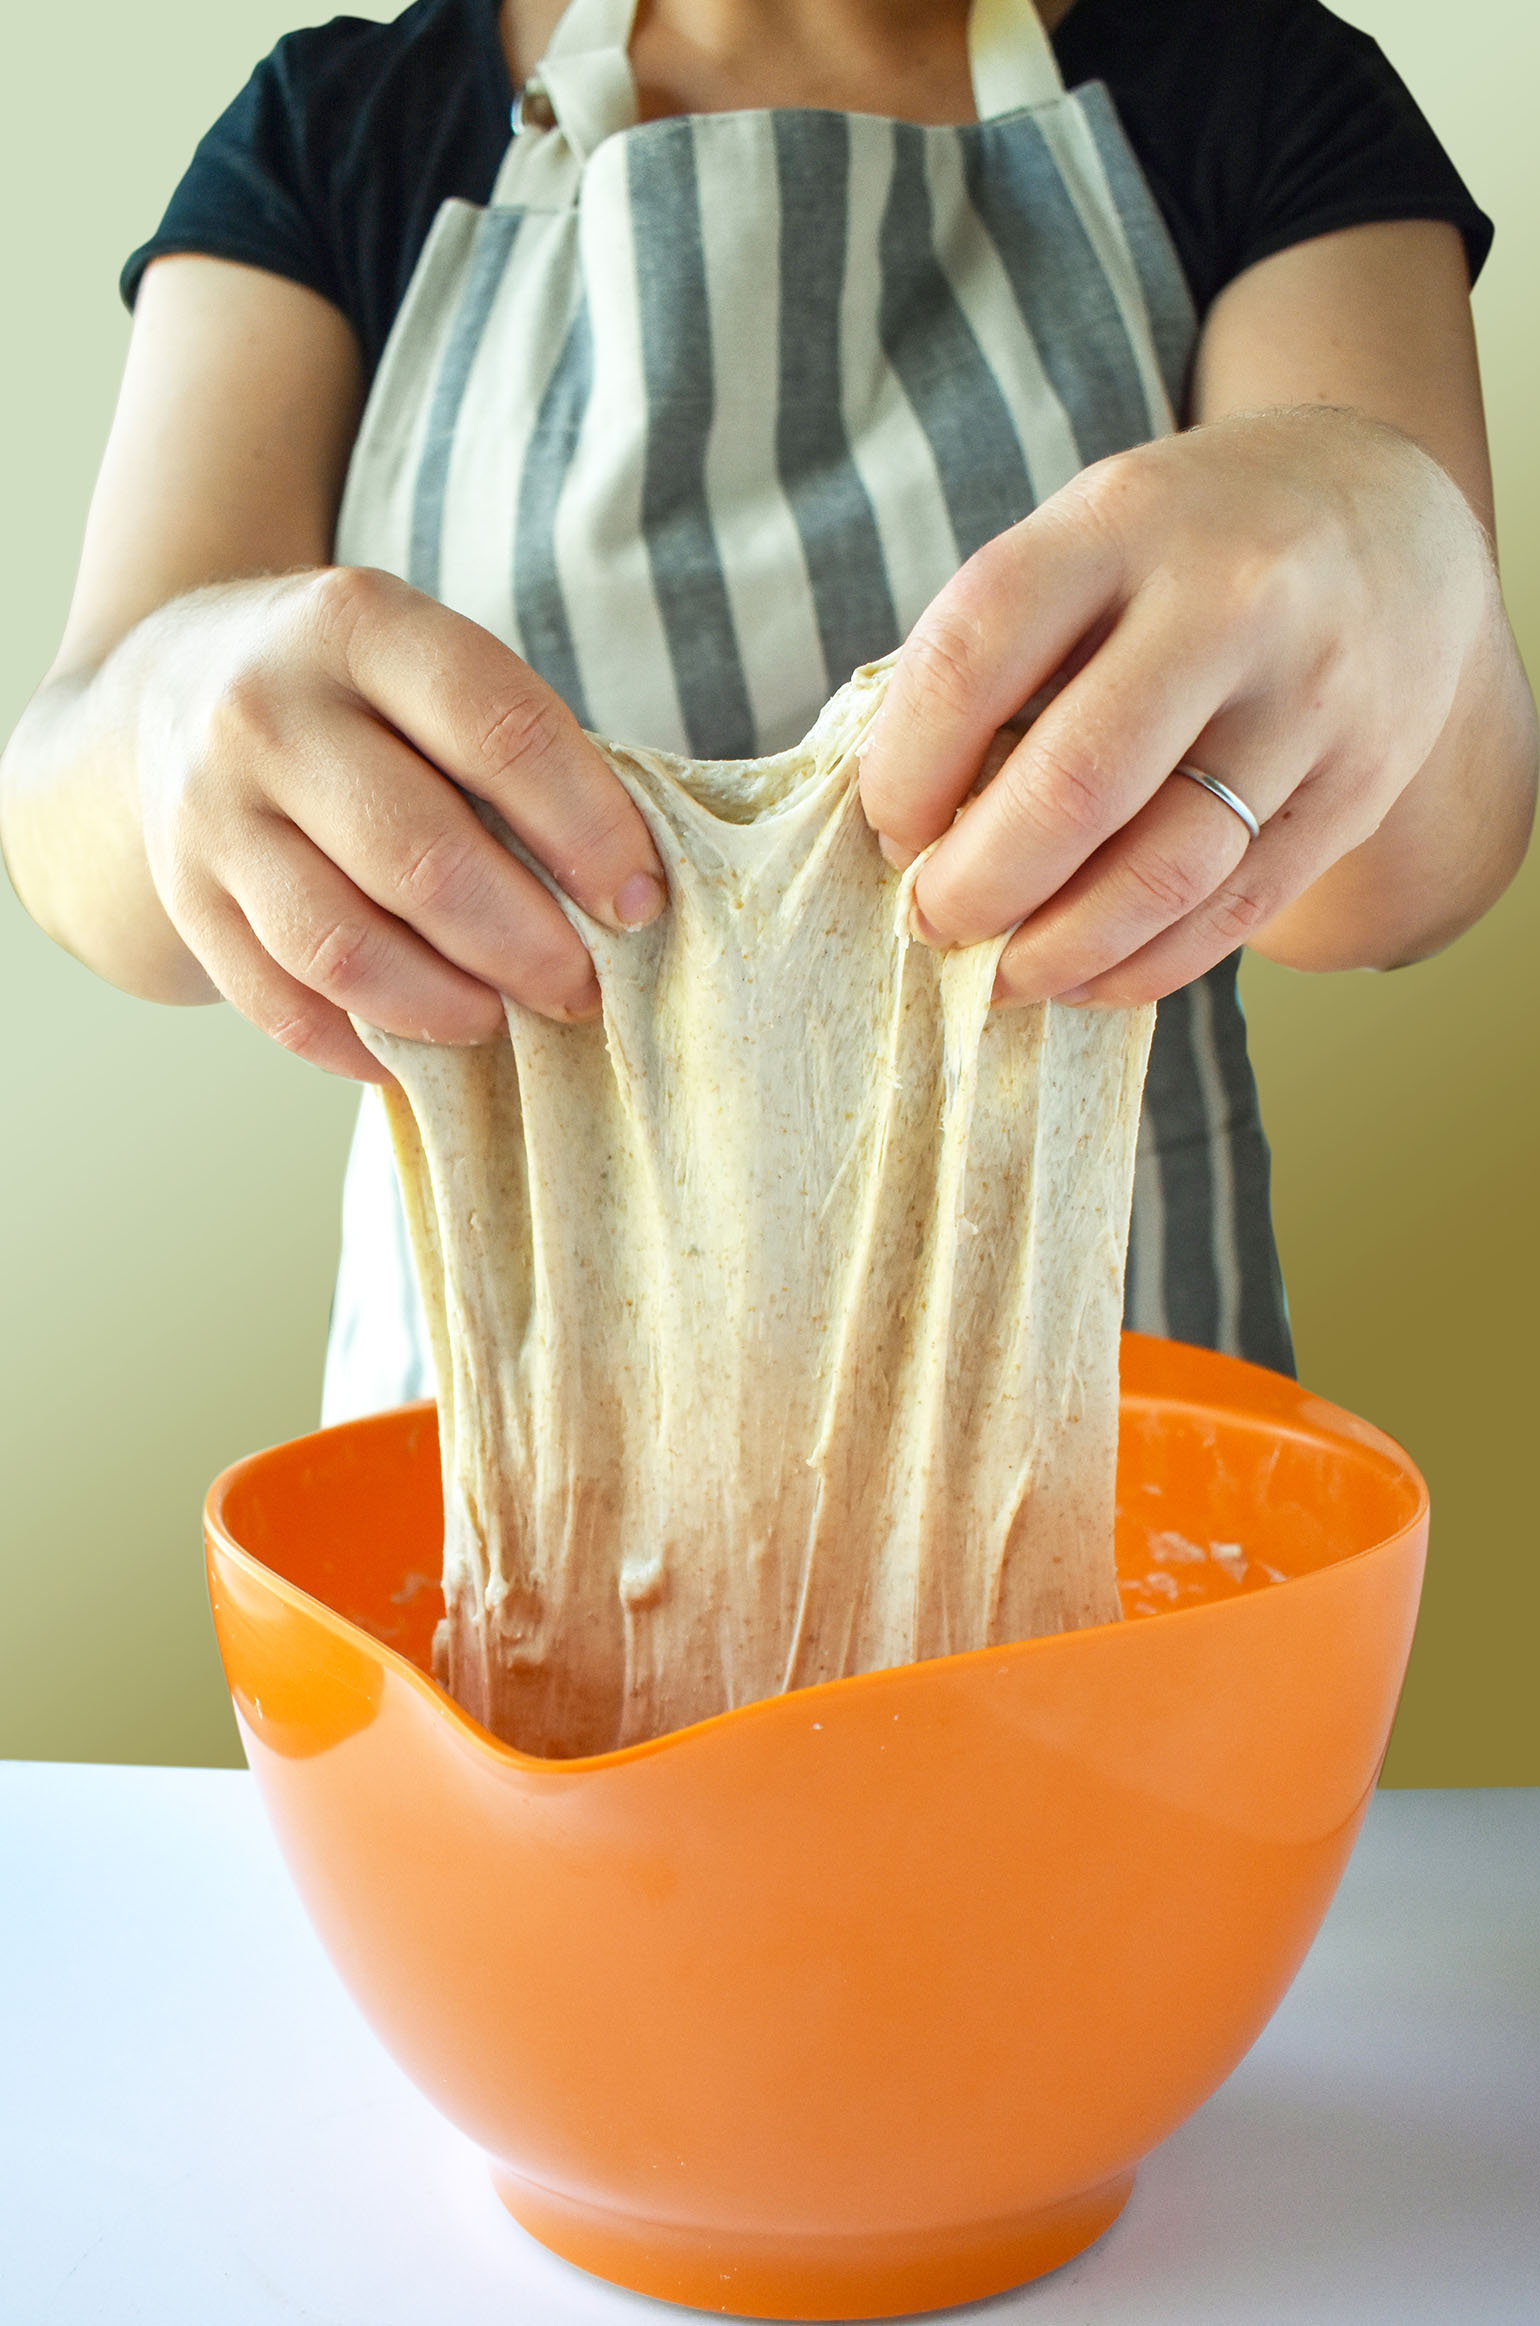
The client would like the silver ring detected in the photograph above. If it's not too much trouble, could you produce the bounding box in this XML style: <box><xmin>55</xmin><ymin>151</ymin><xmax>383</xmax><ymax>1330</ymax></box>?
<box><xmin>1172</xmin><ymin>763</ymin><xmax>1261</xmax><ymax>843</ymax></box>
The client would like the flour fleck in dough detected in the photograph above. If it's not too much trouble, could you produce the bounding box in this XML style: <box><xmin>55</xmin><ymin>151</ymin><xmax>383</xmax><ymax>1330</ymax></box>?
<box><xmin>358</xmin><ymin>659</ymin><xmax>1154</xmax><ymax>1758</ymax></box>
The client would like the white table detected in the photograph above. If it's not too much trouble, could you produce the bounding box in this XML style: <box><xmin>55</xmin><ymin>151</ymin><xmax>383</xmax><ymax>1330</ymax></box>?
<box><xmin>1</xmin><ymin>1766</ymin><xmax>1535</xmax><ymax>2325</ymax></box>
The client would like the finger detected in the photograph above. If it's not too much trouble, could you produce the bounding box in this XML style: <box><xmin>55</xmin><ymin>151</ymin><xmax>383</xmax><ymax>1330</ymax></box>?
<box><xmin>988</xmin><ymin>699</ymin><xmax>1317</xmax><ymax>1002</ymax></box>
<box><xmin>190</xmin><ymin>893</ymin><xmax>397</xmax><ymax>1081</ymax></box>
<box><xmin>306</xmin><ymin>567</ymin><xmax>668</xmax><ymax>932</ymax></box>
<box><xmin>911</xmin><ymin>587</ymin><xmax>1240</xmax><ymax>947</ymax></box>
<box><xmin>1045</xmin><ymin>776</ymin><xmax>1347</xmax><ymax>1006</ymax></box>
<box><xmin>858</xmin><ymin>495</ymin><xmax>1126</xmax><ymax>859</ymax></box>
<box><xmin>990</xmin><ymin>771</ymin><xmax>1255</xmax><ymax>1006</ymax></box>
<box><xmin>227</xmin><ymin>815</ymin><xmax>599</xmax><ymax>1036</ymax></box>
<box><xmin>265</xmin><ymin>718</ymin><xmax>608</xmax><ymax>1013</ymax></box>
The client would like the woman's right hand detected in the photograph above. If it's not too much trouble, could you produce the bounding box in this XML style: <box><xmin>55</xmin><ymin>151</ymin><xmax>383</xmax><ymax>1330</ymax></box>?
<box><xmin>0</xmin><ymin>256</ymin><xmax>667</xmax><ymax>1083</ymax></box>
<box><xmin>131</xmin><ymin>564</ymin><xmax>668</xmax><ymax>1080</ymax></box>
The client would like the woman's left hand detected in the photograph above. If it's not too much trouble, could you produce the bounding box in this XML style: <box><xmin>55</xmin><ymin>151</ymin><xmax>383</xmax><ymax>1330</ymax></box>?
<box><xmin>857</xmin><ymin>404</ymin><xmax>1501</xmax><ymax>1004</ymax></box>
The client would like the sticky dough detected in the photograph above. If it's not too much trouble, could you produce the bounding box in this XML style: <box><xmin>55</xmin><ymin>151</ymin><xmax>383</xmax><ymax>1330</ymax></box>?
<box><xmin>358</xmin><ymin>659</ymin><xmax>1154</xmax><ymax>1759</ymax></box>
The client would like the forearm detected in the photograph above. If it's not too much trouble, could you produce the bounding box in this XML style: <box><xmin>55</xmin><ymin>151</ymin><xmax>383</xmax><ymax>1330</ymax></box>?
<box><xmin>1250</xmin><ymin>564</ymin><xmax>1537</xmax><ymax>973</ymax></box>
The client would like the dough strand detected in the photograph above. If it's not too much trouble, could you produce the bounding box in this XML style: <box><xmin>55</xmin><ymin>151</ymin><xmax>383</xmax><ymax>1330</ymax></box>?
<box><xmin>359</xmin><ymin>659</ymin><xmax>1154</xmax><ymax>1757</ymax></box>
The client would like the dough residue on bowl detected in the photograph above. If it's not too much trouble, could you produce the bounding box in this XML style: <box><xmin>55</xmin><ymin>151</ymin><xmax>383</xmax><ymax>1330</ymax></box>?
<box><xmin>358</xmin><ymin>659</ymin><xmax>1154</xmax><ymax>1757</ymax></box>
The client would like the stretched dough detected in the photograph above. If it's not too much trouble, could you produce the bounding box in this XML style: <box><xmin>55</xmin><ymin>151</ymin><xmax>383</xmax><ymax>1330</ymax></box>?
<box><xmin>358</xmin><ymin>660</ymin><xmax>1153</xmax><ymax>1758</ymax></box>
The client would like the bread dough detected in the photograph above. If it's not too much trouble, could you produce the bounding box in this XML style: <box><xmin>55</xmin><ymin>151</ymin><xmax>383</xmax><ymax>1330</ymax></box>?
<box><xmin>358</xmin><ymin>659</ymin><xmax>1154</xmax><ymax>1758</ymax></box>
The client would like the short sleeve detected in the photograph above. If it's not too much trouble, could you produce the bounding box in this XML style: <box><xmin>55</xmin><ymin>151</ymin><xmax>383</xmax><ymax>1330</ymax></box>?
<box><xmin>1234</xmin><ymin>1</ymin><xmax>1493</xmax><ymax>291</ymax></box>
<box><xmin>119</xmin><ymin>0</ymin><xmax>511</xmax><ymax>380</ymax></box>
<box><xmin>1056</xmin><ymin>0</ymin><xmax>1493</xmax><ymax>321</ymax></box>
<box><xmin>120</xmin><ymin>25</ymin><xmax>366</xmax><ymax>326</ymax></box>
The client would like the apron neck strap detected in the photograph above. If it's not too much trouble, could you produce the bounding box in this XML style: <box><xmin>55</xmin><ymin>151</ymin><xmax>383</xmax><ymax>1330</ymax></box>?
<box><xmin>501</xmin><ymin>0</ymin><xmax>1063</xmax><ymax>198</ymax></box>
<box><xmin>523</xmin><ymin>0</ymin><xmax>640</xmax><ymax>168</ymax></box>
<box><xmin>968</xmin><ymin>0</ymin><xmax>1066</xmax><ymax>118</ymax></box>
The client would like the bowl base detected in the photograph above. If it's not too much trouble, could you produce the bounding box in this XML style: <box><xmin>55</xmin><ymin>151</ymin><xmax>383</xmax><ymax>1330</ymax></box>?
<box><xmin>490</xmin><ymin>2165</ymin><xmax>1135</xmax><ymax>2318</ymax></box>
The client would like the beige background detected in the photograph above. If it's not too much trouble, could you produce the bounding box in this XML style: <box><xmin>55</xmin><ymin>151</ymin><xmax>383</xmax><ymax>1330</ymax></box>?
<box><xmin>1</xmin><ymin>1</ymin><xmax>1534</xmax><ymax>1779</ymax></box>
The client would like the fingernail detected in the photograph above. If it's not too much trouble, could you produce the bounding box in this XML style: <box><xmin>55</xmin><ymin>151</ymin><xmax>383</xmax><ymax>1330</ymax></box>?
<box><xmin>613</xmin><ymin>871</ymin><xmax>666</xmax><ymax>929</ymax></box>
<box><xmin>1054</xmin><ymin>985</ymin><xmax>1092</xmax><ymax>1005</ymax></box>
<box><xmin>877</xmin><ymin>833</ymin><xmax>914</xmax><ymax>872</ymax></box>
<box><xmin>909</xmin><ymin>896</ymin><xmax>947</xmax><ymax>948</ymax></box>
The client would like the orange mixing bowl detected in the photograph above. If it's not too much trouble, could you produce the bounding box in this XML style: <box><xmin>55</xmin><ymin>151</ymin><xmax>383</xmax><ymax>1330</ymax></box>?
<box><xmin>205</xmin><ymin>1333</ymin><xmax>1426</xmax><ymax>2320</ymax></box>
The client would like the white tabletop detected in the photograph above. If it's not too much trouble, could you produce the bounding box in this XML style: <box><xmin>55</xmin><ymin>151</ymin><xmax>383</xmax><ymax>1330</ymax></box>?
<box><xmin>1</xmin><ymin>1765</ymin><xmax>1535</xmax><ymax>2325</ymax></box>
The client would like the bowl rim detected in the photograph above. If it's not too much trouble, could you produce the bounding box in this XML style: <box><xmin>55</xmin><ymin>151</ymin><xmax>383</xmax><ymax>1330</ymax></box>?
<box><xmin>204</xmin><ymin>1339</ymin><xmax>1430</xmax><ymax>1779</ymax></box>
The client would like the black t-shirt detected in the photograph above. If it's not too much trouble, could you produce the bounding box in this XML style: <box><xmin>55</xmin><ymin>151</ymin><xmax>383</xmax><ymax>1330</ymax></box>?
<box><xmin>121</xmin><ymin>0</ymin><xmax>1492</xmax><ymax>387</ymax></box>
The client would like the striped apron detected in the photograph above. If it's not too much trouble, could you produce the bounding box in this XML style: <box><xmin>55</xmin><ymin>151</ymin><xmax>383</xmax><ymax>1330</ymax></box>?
<box><xmin>321</xmin><ymin>0</ymin><xmax>1293</xmax><ymax>1423</ymax></box>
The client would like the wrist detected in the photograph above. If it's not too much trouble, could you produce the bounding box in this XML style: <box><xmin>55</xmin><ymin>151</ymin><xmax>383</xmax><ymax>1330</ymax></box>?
<box><xmin>1</xmin><ymin>611</ymin><xmax>220</xmax><ymax>1003</ymax></box>
<box><xmin>1251</xmin><ymin>577</ymin><xmax>1536</xmax><ymax>974</ymax></box>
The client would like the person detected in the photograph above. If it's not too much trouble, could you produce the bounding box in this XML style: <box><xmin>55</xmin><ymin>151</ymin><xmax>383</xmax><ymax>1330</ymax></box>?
<box><xmin>1</xmin><ymin>0</ymin><xmax>1533</xmax><ymax>1424</ymax></box>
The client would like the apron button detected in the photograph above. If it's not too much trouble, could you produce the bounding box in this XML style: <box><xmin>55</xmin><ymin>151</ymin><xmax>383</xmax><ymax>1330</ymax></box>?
<box><xmin>513</xmin><ymin>82</ymin><xmax>557</xmax><ymax>136</ymax></box>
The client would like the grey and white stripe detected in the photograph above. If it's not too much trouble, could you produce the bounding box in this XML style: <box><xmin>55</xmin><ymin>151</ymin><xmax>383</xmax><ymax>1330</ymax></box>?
<box><xmin>839</xmin><ymin>116</ymin><xmax>960</xmax><ymax>642</ymax></box>
<box><xmin>438</xmin><ymin>212</ymin><xmax>585</xmax><ymax>645</ymax></box>
<box><xmin>554</xmin><ymin>129</ymin><xmax>690</xmax><ymax>746</ymax></box>
<box><xmin>879</xmin><ymin>122</ymin><xmax>1035</xmax><ymax>563</ymax></box>
<box><xmin>920</xmin><ymin>129</ymin><xmax>1082</xmax><ymax>505</ymax></box>
<box><xmin>513</xmin><ymin>296</ymin><xmax>597</xmax><ymax>723</ymax></box>
<box><xmin>1076</xmin><ymin>82</ymin><xmax>1198</xmax><ymax>421</ymax></box>
<box><xmin>631</xmin><ymin>125</ymin><xmax>758</xmax><ymax>757</ymax></box>
<box><xmin>778</xmin><ymin>112</ymin><xmax>902</xmax><ymax>698</ymax></box>
<box><xmin>1188</xmin><ymin>971</ymin><xmax>1244</xmax><ymax>1357</ymax></box>
<box><xmin>696</xmin><ymin>113</ymin><xmax>828</xmax><ymax>752</ymax></box>
<box><xmin>1125</xmin><ymin>959</ymin><xmax>1292</xmax><ymax>1372</ymax></box>
<box><xmin>408</xmin><ymin>211</ymin><xmax>523</xmax><ymax>599</ymax></box>
<box><xmin>961</xmin><ymin>119</ymin><xmax>1157</xmax><ymax>471</ymax></box>
<box><xmin>1024</xmin><ymin>91</ymin><xmax>1178</xmax><ymax>435</ymax></box>
<box><xmin>1125</xmin><ymin>1108</ymin><xmax>1170</xmax><ymax>1343</ymax></box>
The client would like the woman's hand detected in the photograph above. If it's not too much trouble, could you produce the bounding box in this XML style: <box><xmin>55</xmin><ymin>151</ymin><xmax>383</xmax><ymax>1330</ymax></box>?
<box><xmin>122</xmin><ymin>566</ymin><xmax>666</xmax><ymax>1079</ymax></box>
<box><xmin>0</xmin><ymin>258</ymin><xmax>667</xmax><ymax>1084</ymax></box>
<box><xmin>858</xmin><ymin>404</ymin><xmax>1511</xmax><ymax>1005</ymax></box>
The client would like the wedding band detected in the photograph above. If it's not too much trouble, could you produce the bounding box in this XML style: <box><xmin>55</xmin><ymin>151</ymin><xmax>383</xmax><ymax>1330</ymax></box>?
<box><xmin>1172</xmin><ymin>763</ymin><xmax>1261</xmax><ymax>843</ymax></box>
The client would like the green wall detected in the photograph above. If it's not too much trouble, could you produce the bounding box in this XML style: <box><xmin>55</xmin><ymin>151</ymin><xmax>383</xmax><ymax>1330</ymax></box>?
<box><xmin>1</xmin><ymin>1</ymin><xmax>1534</xmax><ymax>1778</ymax></box>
